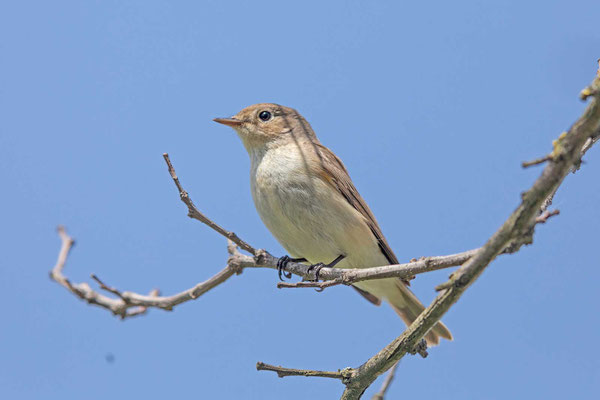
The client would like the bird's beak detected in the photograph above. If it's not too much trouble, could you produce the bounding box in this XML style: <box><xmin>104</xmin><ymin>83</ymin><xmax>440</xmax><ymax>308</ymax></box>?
<box><xmin>213</xmin><ymin>117</ymin><xmax>243</xmax><ymax>127</ymax></box>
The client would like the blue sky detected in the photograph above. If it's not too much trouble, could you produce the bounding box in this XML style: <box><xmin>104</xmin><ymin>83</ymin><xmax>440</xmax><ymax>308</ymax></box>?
<box><xmin>2</xmin><ymin>1</ymin><xmax>599</xmax><ymax>399</ymax></box>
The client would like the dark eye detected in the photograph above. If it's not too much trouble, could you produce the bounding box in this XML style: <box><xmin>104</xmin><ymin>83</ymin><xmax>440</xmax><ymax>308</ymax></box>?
<box><xmin>259</xmin><ymin>110</ymin><xmax>272</xmax><ymax>122</ymax></box>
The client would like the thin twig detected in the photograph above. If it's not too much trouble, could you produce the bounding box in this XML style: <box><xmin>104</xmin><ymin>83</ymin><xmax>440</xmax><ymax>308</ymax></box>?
<box><xmin>49</xmin><ymin>226</ymin><xmax>241</xmax><ymax>318</ymax></box>
<box><xmin>259</xmin><ymin>249</ymin><xmax>480</xmax><ymax>289</ymax></box>
<box><xmin>277</xmin><ymin>279</ymin><xmax>344</xmax><ymax>289</ymax></box>
<box><xmin>90</xmin><ymin>274</ymin><xmax>126</xmax><ymax>300</ymax></box>
<box><xmin>522</xmin><ymin>154</ymin><xmax>552</xmax><ymax>168</ymax></box>
<box><xmin>371</xmin><ymin>362</ymin><xmax>399</xmax><ymax>400</ymax></box>
<box><xmin>535</xmin><ymin>209</ymin><xmax>560</xmax><ymax>224</ymax></box>
<box><xmin>256</xmin><ymin>362</ymin><xmax>350</xmax><ymax>380</ymax></box>
<box><xmin>163</xmin><ymin>153</ymin><xmax>257</xmax><ymax>255</ymax></box>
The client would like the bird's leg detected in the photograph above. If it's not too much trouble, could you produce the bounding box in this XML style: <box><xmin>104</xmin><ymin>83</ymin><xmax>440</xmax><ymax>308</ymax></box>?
<box><xmin>276</xmin><ymin>256</ymin><xmax>308</xmax><ymax>281</ymax></box>
<box><xmin>307</xmin><ymin>254</ymin><xmax>345</xmax><ymax>281</ymax></box>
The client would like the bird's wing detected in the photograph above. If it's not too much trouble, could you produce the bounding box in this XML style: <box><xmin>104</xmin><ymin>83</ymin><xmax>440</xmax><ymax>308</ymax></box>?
<box><xmin>311</xmin><ymin>144</ymin><xmax>451</xmax><ymax>341</ymax></box>
<box><xmin>312</xmin><ymin>143</ymin><xmax>404</xmax><ymax>274</ymax></box>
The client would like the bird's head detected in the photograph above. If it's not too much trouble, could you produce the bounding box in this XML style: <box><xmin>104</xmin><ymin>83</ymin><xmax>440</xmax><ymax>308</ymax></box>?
<box><xmin>214</xmin><ymin>103</ymin><xmax>316</xmax><ymax>150</ymax></box>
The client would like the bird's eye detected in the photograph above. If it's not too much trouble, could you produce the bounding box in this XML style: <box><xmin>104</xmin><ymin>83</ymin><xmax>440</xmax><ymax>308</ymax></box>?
<box><xmin>258</xmin><ymin>111</ymin><xmax>272</xmax><ymax>122</ymax></box>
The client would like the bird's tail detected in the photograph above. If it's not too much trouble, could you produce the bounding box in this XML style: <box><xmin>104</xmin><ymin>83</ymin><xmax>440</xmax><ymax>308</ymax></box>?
<box><xmin>386</xmin><ymin>279</ymin><xmax>453</xmax><ymax>346</ymax></box>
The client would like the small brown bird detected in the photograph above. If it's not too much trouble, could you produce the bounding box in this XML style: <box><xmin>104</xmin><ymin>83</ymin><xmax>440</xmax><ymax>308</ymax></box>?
<box><xmin>214</xmin><ymin>103</ymin><xmax>452</xmax><ymax>345</ymax></box>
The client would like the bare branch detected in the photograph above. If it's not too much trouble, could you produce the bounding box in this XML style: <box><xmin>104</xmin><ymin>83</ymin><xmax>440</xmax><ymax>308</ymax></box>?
<box><xmin>124</xmin><ymin>289</ymin><xmax>160</xmax><ymax>318</ymax></box>
<box><xmin>49</xmin><ymin>226</ymin><xmax>242</xmax><ymax>318</ymax></box>
<box><xmin>47</xmin><ymin>144</ymin><xmax>564</xmax><ymax>319</ymax></box>
<box><xmin>535</xmin><ymin>209</ymin><xmax>560</xmax><ymax>224</ymax></box>
<box><xmin>277</xmin><ymin>279</ymin><xmax>344</xmax><ymax>290</ymax></box>
<box><xmin>50</xmin><ymin>223</ymin><xmax>480</xmax><ymax>317</ymax></box>
<box><xmin>49</xmin><ymin>154</ymin><xmax>263</xmax><ymax>318</ymax></box>
<box><xmin>335</xmin><ymin>60</ymin><xmax>600</xmax><ymax>400</ymax></box>
<box><xmin>256</xmin><ymin>362</ymin><xmax>351</xmax><ymax>380</ymax></box>
<box><xmin>273</xmin><ymin>249</ymin><xmax>477</xmax><ymax>290</ymax></box>
<box><xmin>274</xmin><ymin>207</ymin><xmax>558</xmax><ymax>291</ymax></box>
<box><xmin>50</xmin><ymin>154</ymin><xmax>484</xmax><ymax>320</ymax></box>
<box><xmin>257</xmin><ymin>248</ymin><xmax>479</xmax><ymax>289</ymax></box>
<box><xmin>371</xmin><ymin>362</ymin><xmax>399</xmax><ymax>400</ymax></box>
<box><xmin>522</xmin><ymin>154</ymin><xmax>552</xmax><ymax>168</ymax></box>
<box><xmin>90</xmin><ymin>274</ymin><xmax>127</xmax><ymax>300</ymax></box>
<box><xmin>162</xmin><ymin>153</ymin><xmax>257</xmax><ymax>256</ymax></box>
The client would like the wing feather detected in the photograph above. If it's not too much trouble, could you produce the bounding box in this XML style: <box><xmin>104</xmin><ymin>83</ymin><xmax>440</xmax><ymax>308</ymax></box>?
<box><xmin>312</xmin><ymin>143</ymin><xmax>405</xmax><ymax>279</ymax></box>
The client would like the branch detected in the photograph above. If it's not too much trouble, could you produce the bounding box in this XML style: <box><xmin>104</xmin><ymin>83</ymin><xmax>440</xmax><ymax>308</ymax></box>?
<box><xmin>371</xmin><ymin>362</ymin><xmax>399</xmax><ymax>400</ymax></box>
<box><xmin>49</xmin><ymin>226</ymin><xmax>243</xmax><ymax>318</ymax></box>
<box><xmin>49</xmin><ymin>224</ymin><xmax>480</xmax><ymax>317</ymax></box>
<box><xmin>50</xmin><ymin>155</ymin><xmax>485</xmax><ymax>319</ymax></box>
<box><xmin>274</xmin><ymin>209</ymin><xmax>560</xmax><ymax>291</ymax></box>
<box><xmin>256</xmin><ymin>61</ymin><xmax>600</xmax><ymax>399</ymax></box>
<box><xmin>162</xmin><ymin>153</ymin><xmax>257</xmax><ymax>256</ymax></box>
<box><xmin>522</xmin><ymin>154</ymin><xmax>552</xmax><ymax>168</ymax></box>
<box><xmin>256</xmin><ymin>362</ymin><xmax>351</xmax><ymax>380</ymax></box>
<box><xmin>332</xmin><ymin>60</ymin><xmax>600</xmax><ymax>399</ymax></box>
<box><xmin>274</xmin><ymin>250</ymin><xmax>478</xmax><ymax>290</ymax></box>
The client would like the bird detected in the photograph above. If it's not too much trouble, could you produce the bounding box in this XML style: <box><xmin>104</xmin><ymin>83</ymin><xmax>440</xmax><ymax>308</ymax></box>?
<box><xmin>214</xmin><ymin>103</ymin><xmax>452</xmax><ymax>346</ymax></box>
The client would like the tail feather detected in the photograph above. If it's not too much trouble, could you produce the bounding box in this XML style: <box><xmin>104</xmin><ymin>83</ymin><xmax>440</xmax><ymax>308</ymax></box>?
<box><xmin>388</xmin><ymin>279</ymin><xmax>453</xmax><ymax>346</ymax></box>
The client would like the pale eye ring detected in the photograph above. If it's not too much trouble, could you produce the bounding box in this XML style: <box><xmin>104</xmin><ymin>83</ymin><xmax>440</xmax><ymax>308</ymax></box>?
<box><xmin>258</xmin><ymin>110</ymin><xmax>272</xmax><ymax>122</ymax></box>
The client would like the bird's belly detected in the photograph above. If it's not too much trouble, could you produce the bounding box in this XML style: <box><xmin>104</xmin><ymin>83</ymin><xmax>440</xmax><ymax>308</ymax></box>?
<box><xmin>251</xmin><ymin>172</ymin><xmax>385</xmax><ymax>269</ymax></box>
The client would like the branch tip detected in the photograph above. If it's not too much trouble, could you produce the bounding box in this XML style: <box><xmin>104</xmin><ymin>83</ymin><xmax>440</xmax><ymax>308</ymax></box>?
<box><xmin>256</xmin><ymin>362</ymin><xmax>347</xmax><ymax>380</ymax></box>
<box><xmin>162</xmin><ymin>154</ymin><xmax>257</xmax><ymax>255</ymax></box>
<box><xmin>371</xmin><ymin>362</ymin><xmax>399</xmax><ymax>400</ymax></box>
<box><xmin>535</xmin><ymin>209</ymin><xmax>560</xmax><ymax>224</ymax></box>
<box><xmin>522</xmin><ymin>154</ymin><xmax>552</xmax><ymax>168</ymax></box>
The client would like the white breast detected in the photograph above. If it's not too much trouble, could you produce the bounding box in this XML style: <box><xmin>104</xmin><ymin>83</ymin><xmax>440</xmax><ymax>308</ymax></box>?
<box><xmin>248</xmin><ymin>142</ymin><xmax>385</xmax><ymax>270</ymax></box>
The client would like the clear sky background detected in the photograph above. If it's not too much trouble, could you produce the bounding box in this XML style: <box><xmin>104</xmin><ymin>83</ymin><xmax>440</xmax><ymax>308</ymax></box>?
<box><xmin>2</xmin><ymin>1</ymin><xmax>599</xmax><ymax>399</ymax></box>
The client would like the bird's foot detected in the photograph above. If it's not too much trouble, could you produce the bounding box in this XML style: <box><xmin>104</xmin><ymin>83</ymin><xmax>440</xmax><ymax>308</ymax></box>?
<box><xmin>307</xmin><ymin>254</ymin><xmax>345</xmax><ymax>281</ymax></box>
<box><xmin>307</xmin><ymin>263</ymin><xmax>326</xmax><ymax>281</ymax></box>
<box><xmin>277</xmin><ymin>256</ymin><xmax>307</xmax><ymax>281</ymax></box>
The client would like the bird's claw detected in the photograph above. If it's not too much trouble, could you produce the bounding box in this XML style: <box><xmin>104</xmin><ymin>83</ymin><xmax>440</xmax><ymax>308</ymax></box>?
<box><xmin>307</xmin><ymin>263</ymin><xmax>326</xmax><ymax>282</ymax></box>
<box><xmin>277</xmin><ymin>256</ymin><xmax>293</xmax><ymax>281</ymax></box>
